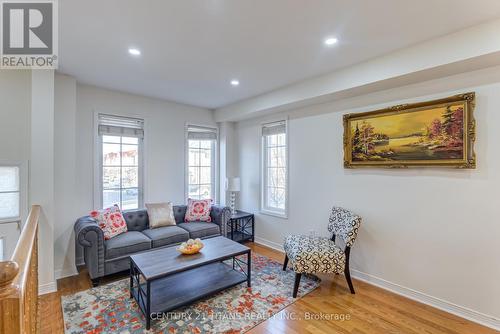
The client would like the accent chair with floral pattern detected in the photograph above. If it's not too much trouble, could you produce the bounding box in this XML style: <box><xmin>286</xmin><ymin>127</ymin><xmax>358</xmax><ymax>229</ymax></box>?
<box><xmin>283</xmin><ymin>206</ymin><xmax>362</xmax><ymax>297</ymax></box>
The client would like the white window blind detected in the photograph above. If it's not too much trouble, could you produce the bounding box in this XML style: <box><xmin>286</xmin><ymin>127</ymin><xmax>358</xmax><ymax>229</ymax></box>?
<box><xmin>261</xmin><ymin>121</ymin><xmax>287</xmax><ymax>217</ymax></box>
<box><xmin>98</xmin><ymin>114</ymin><xmax>144</xmax><ymax>138</ymax></box>
<box><xmin>262</xmin><ymin>121</ymin><xmax>286</xmax><ymax>136</ymax></box>
<box><xmin>186</xmin><ymin>125</ymin><xmax>217</xmax><ymax>200</ymax></box>
<box><xmin>187</xmin><ymin>125</ymin><xmax>217</xmax><ymax>141</ymax></box>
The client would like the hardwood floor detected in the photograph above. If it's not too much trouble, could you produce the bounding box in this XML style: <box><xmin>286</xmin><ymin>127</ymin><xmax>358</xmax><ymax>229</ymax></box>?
<box><xmin>39</xmin><ymin>243</ymin><xmax>497</xmax><ymax>334</ymax></box>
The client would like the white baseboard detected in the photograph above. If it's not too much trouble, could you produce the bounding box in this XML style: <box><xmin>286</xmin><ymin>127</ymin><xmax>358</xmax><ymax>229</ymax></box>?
<box><xmin>254</xmin><ymin>236</ymin><xmax>284</xmax><ymax>252</ymax></box>
<box><xmin>254</xmin><ymin>237</ymin><xmax>499</xmax><ymax>331</ymax></box>
<box><xmin>55</xmin><ymin>267</ymin><xmax>78</xmax><ymax>280</ymax></box>
<box><xmin>351</xmin><ymin>270</ymin><xmax>500</xmax><ymax>331</ymax></box>
<box><xmin>38</xmin><ymin>281</ymin><xmax>57</xmax><ymax>295</ymax></box>
<box><xmin>75</xmin><ymin>256</ymin><xmax>84</xmax><ymax>267</ymax></box>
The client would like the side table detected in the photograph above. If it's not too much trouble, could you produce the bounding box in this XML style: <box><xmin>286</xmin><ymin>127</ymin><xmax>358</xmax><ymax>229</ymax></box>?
<box><xmin>226</xmin><ymin>210</ymin><xmax>254</xmax><ymax>243</ymax></box>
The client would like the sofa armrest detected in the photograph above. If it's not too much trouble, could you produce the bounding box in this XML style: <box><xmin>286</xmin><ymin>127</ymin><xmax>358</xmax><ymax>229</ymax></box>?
<box><xmin>75</xmin><ymin>216</ymin><xmax>104</xmax><ymax>247</ymax></box>
<box><xmin>210</xmin><ymin>205</ymin><xmax>231</xmax><ymax>236</ymax></box>
<box><xmin>74</xmin><ymin>216</ymin><xmax>105</xmax><ymax>279</ymax></box>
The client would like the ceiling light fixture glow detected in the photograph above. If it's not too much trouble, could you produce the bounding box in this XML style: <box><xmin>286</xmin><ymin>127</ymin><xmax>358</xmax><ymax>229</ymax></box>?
<box><xmin>128</xmin><ymin>48</ymin><xmax>141</xmax><ymax>56</ymax></box>
<box><xmin>230</xmin><ymin>80</ymin><xmax>240</xmax><ymax>86</ymax></box>
<box><xmin>324</xmin><ymin>37</ymin><xmax>338</xmax><ymax>46</ymax></box>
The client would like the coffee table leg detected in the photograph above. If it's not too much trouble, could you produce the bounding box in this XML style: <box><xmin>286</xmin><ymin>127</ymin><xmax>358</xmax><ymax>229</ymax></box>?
<box><xmin>146</xmin><ymin>280</ymin><xmax>151</xmax><ymax>330</ymax></box>
<box><xmin>247</xmin><ymin>250</ymin><xmax>251</xmax><ymax>287</ymax></box>
<box><xmin>129</xmin><ymin>261</ymin><xmax>133</xmax><ymax>299</ymax></box>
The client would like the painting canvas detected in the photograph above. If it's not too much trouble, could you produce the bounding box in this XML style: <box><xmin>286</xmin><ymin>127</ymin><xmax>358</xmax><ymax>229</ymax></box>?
<box><xmin>343</xmin><ymin>93</ymin><xmax>476</xmax><ymax>168</ymax></box>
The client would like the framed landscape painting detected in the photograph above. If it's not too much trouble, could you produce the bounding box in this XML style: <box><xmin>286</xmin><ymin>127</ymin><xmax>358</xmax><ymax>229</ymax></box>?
<box><xmin>343</xmin><ymin>93</ymin><xmax>476</xmax><ymax>168</ymax></box>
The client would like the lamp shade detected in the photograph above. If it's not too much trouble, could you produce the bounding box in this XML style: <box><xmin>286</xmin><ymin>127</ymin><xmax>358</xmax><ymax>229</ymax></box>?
<box><xmin>226</xmin><ymin>177</ymin><xmax>241</xmax><ymax>192</ymax></box>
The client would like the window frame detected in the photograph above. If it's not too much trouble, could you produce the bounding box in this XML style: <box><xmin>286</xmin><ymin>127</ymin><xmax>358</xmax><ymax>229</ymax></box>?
<box><xmin>0</xmin><ymin>236</ymin><xmax>4</xmax><ymax>261</ymax></box>
<box><xmin>260</xmin><ymin>120</ymin><xmax>289</xmax><ymax>219</ymax></box>
<box><xmin>0</xmin><ymin>162</ymin><xmax>27</xmax><ymax>225</ymax></box>
<box><xmin>94</xmin><ymin>113</ymin><xmax>145</xmax><ymax>210</ymax></box>
<box><xmin>185</xmin><ymin>124</ymin><xmax>218</xmax><ymax>203</ymax></box>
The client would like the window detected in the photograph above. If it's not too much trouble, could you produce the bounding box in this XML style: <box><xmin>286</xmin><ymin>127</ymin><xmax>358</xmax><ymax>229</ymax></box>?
<box><xmin>261</xmin><ymin>121</ymin><xmax>288</xmax><ymax>217</ymax></box>
<box><xmin>0</xmin><ymin>237</ymin><xmax>4</xmax><ymax>261</ymax></box>
<box><xmin>0</xmin><ymin>166</ymin><xmax>20</xmax><ymax>221</ymax></box>
<box><xmin>98</xmin><ymin>114</ymin><xmax>144</xmax><ymax>210</ymax></box>
<box><xmin>186</xmin><ymin>125</ymin><xmax>217</xmax><ymax>200</ymax></box>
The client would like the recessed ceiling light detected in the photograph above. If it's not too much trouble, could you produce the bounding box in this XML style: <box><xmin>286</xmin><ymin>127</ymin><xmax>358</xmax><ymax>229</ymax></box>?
<box><xmin>230</xmin><ymin>80</ymin><xmax>240</xmax><ymax>86</ymax></box>
<box><xmin>128</xmin><ymin>48</ymin><xmax>141</xmax><ymax>56</ymax></box>
<box><xmin>324</xmin><ymin>37</ymin><xmax>338</xmax><ymax>46</ymax></box>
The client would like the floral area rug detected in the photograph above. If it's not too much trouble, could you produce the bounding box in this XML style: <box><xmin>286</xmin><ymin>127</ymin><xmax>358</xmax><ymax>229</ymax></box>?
<box><xmin>61</xmin><ymin>254</ymin><xmax>320</xmax><ymax>333</ymax></box>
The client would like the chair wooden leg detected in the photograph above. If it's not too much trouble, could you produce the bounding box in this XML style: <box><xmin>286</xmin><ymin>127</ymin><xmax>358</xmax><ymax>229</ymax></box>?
<box><xmin>344</xmin><ymin>267</ymin><xmax>355</xmax><ymax>294</ymax></box>
<box><xmin>293</xmin><ymin>273</ymin><xmax>301</xmax><ymax>298</ymax></box>
<box><xmin>283</xmin><ymin>254</ymin><xmax>289</xmax><ymax>271</ymax></box>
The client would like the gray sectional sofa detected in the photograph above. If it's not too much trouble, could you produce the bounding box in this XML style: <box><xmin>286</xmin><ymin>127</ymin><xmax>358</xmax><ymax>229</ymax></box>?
<box><xmin>74</xmin><ymin>205</ymin><xmax>231</xmax><ymax>285</ymax></box>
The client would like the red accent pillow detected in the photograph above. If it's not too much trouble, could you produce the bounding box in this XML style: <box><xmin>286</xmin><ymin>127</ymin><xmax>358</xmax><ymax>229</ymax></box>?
<box><xmin>90</xmin><ymin>205</ymin><xmax>128</xmax><ymax>240</ymax></box>
<box><xmin>184</xmin><ymin>198</ymin><xmax>212</xmax><ymax>222</ymax></box>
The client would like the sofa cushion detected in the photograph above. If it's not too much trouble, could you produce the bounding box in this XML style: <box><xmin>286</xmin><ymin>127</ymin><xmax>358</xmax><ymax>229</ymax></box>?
<box><xmin>142</xmin><ymin>226</ymin><xmax>189</xmax><ymax>248</ymax></box>
<box><xmin>105</xmin><ymin>231</ymin><xmax>151</xmax><ymax>259</ymax></box>
<box><xmin>177</xmin><ymin>222</ymin><xmax>220</xmax><ymax>239</ymax></box>
<box><xmin>122</xmin><ymin>209</ymin><xmax>149</xmax><ymax>231</ymax></box>
<box><xmin>146</xmin><ymin>202</ymin><xmax>176</xmax><ymax>228</ymax></box>
<box><xmin>184</xmin><ymin>199</ymin><xmax>212</xmax><ymax>222</ymax></box>
<box><xmin>173</xmin><ymin>205</ymin><xmax>187</xmax><ymax>224</ymax></box>
<box><xmin>90</xmin><ymin>205</ymin><xmax>128</xmax><ymax>240</ymax></box>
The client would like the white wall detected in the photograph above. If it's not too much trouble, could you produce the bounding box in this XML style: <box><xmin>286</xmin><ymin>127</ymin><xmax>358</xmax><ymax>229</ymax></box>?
<box><xmin>0</xmin><ymin>71</ymin><xmax>31</xmax><ymax>260</ymax></box>
<box><xmin>64</xmin><ymin>83</ymin><xmax>215</xmax><ymax>268</ymax></box>
<box><xmin>31</xmin><ymin>70</ymin><xmax>56</xmax><ymax>293</ymax></box>
<box><xmin>0</xmin><ymin>70</ymin><xmax>58</xmax><ymax>293</ymax></box>
<box><xmin>0</xmin><ymin>71</ymin><xmax>31</xmax><ymax>161</ymax></box>
<box><xmin>54</xmin><ymin>74</ymin><xmax>78</xmax><ymax>278</ymax></box>
<box><xmin>235</xmin><ymin>67</ymin><xmax>500</xmax><ymax>327</ymax></box>
<box><xmin>218</xmin><ymin>122</ymin><xmax>238</xmax><ymax>206</ymax></box>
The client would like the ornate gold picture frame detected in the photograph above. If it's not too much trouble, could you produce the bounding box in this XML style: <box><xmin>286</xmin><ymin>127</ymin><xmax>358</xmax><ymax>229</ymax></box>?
<box><xmin>343</xmin><ymin>93</ymin><xmax>476</xmax><ymax>168</ymax></box>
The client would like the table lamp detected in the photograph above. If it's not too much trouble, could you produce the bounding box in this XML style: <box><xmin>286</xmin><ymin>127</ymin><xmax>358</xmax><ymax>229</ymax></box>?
<box><xmin>226</xmin><ymin>177</ymin><xmax>240</xmax><ymax>215</ymax></box>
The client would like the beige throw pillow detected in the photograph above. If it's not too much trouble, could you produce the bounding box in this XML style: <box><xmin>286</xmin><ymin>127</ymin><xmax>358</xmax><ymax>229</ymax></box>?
<box><xmin>146</xmin><ymin>202</ymin><xmax>176</xmax><ymax>228</ymax></box>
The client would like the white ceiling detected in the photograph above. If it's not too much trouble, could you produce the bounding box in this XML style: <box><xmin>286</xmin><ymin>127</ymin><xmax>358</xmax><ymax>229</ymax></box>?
<box><xmin>59</xmin><ymin>0</ymin><xmax>500</xmax><ymax>109</ymax></box>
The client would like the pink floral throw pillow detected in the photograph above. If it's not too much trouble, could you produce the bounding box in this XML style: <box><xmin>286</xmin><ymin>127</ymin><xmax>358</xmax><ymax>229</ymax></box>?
<box><xmin>90</xmin><ymin>205</ymin><xmax>128</xmax><ymax>240</ymax></box>
<box><xmin>184</xmin><ymin>198</ymin><xmax>212</xmax><ymax>222</ymax></box>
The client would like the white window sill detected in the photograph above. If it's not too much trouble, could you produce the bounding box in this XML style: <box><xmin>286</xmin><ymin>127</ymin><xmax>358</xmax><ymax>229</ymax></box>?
<box><xmin>260</xmin><ymin>209</ymin><xmax>288</xmax><ymax>219</ymax></box>
<box><xmin>0</xmin><ymin>217</ymin><xmax>20</xmax><ymax>225</ymax></box>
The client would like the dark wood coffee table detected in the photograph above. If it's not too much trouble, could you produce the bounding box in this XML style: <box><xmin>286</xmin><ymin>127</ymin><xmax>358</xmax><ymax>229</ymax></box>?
<box><xmin>129</xmin><ymin>236</ymin><xmax>251</xmax><ymax>329</ymax></box>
